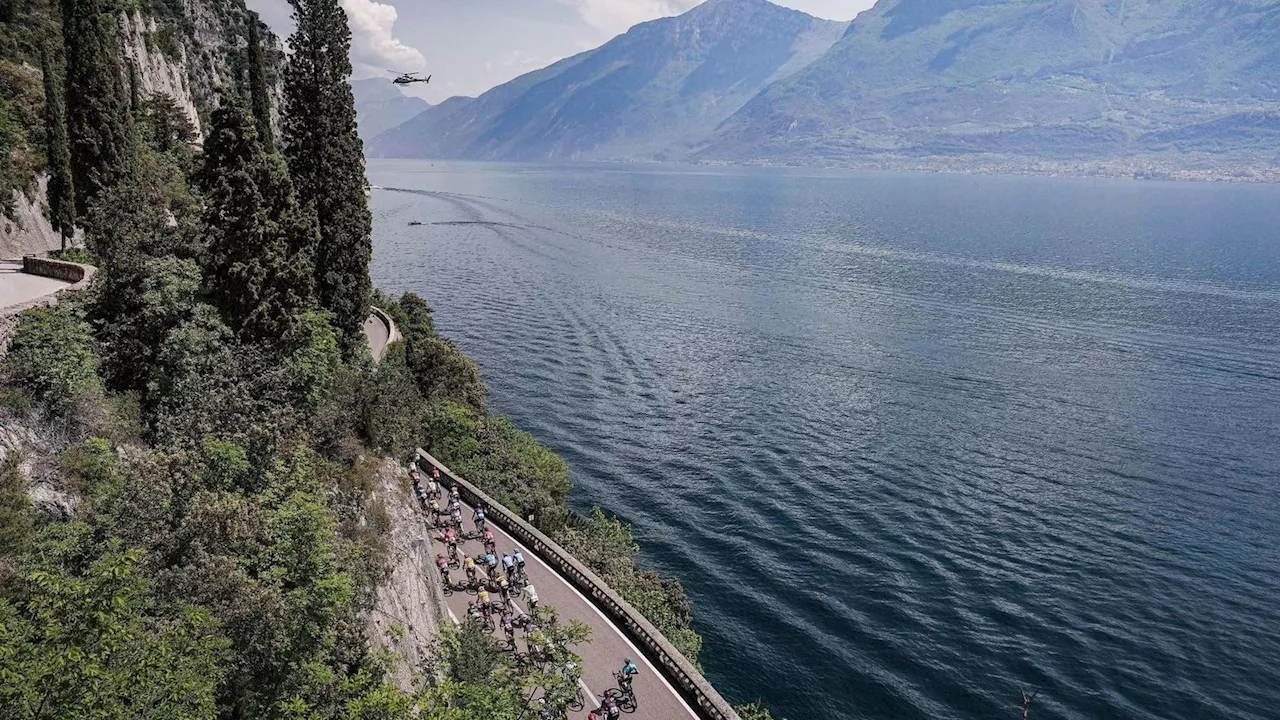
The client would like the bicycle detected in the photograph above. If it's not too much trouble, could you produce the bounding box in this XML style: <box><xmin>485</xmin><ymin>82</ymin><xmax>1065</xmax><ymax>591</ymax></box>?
<box><xmin>610</xmin><ymin>673</ymin><xmax>638</xmax><ymax>712</ymax></box>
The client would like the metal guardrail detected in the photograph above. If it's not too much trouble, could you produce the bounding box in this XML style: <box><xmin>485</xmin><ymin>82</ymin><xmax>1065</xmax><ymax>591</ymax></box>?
<box><xmin>416</xmin><ymin>448</ymin><xmax>742</xmax><ymax>720</ymax></box>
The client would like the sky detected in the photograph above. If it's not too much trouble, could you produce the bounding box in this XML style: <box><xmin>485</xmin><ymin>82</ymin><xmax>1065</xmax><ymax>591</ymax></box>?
<box><xmin>246</xmin><ymin>0</ymin><xmax>879</xmax><ymax>103</ymax></box>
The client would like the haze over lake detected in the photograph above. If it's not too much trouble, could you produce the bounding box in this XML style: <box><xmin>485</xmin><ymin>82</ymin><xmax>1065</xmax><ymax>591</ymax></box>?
<box><xmin>367</xmin><ymin>160</ymin><xmax>1280</xmax><ymax>720</ymax></box>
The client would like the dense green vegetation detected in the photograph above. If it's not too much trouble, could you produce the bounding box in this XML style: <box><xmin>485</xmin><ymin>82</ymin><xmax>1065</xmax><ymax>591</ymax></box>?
<box><xmin>0</xmin><ymin>0</ymin><xmax>785</xmax><ymax>717</ymax></box>
<box><xmin>282</xmin><ymin>0</ymin><xmax>372</xmax><ymax>345</ymax></box>
<box><xmin>0</xmin><ymin>0</ymin><xmax>586</xmax><ymax>716</ymax></box>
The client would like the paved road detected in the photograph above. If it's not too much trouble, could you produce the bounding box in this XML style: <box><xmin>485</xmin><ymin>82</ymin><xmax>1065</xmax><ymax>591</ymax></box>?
<box><xmin>0</xmin><ymin>262</ymin><xmax>70</xmax><ymax>309</ymax></box>
<box><xmin>363</xmin><ymin>313</ymin><xmax>391</xmax><ymax>361</ymax></box>
<box><xmin>415</xmin><ymin>462</ymin><xmax>698</xmax><ymax>720</ymax></box>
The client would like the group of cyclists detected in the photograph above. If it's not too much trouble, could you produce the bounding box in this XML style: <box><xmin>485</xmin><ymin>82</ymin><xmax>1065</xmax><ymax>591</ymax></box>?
<box><xmin>410</xmin><ymin>460</ymin><xmax>641</xmax><ymax>718</ymax></box>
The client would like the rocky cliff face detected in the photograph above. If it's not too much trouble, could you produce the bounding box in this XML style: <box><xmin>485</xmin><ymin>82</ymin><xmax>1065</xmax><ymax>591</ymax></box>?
<box><xmin>0</xmin><ymin>0</ymin><xmax>284</xmax><ymax>258</ymax></box>
<box><xmin>366</xmin><ymin>459</ymin><xmax>448</xmax><ymax>690</ymax></box>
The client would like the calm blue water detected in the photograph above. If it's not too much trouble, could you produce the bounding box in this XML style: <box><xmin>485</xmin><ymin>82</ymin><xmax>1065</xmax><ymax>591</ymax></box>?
<box><xmin>366</xmin><ymin>160</ymin><xmax>1280</xmax><ymax>720</ymax></box>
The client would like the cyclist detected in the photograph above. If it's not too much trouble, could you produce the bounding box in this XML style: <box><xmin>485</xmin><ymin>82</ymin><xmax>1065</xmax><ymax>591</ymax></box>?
<box><xmin>481</xmin><ymin>526</ymin><xmax>496</xmax><ymax>554</ymax></box>
<box><xmin>450</xmin><ymin>484</ymin><xmax>459</xmax><ymax>502</ymax></box>
<box><xmin>435</xmin><ymin>554</ymin><xmax>451</xmax><ymax>585</ymax></box>
<box><xmin>463</xmin><ymin>555</ymin><xmax>477</xmax><ymax>584</ymax></box>
<box><xmin>500</xmin><ymin>609</ymin><xmax>516</xmax><ymax>645</ymax></box>
<box><xmin>473</xmin><ymin>504</ymin><xmax>487</xmax><ymax>532</ymax></box>
<box><xmin>513</xmin><ymin>549</ymin><xmax>527</xmax><ymax>580</ymax></box>
<box><xmin>443</xmin><ymin>526</ymin><xmax>458</xmax><ymax>559</ymax></box>
<box><xmin>427</xmin><ymin>496</ymin><xmax>441</xmax><ymax>525</ymax></box>
<box><xmin>601</xmin><ymin>695</ymin><xmax>621</xmax><ymax>719</ymax></box>
<box><xmin>477</xmin><ymin>586</ymin><xmax>491</xmax><ymax>613</ymax></box>
<box><xmin>616</xmin><ymin>658</ymin><xmax>638</xmax><ymax>697</ymax></box>
<box><xmin>484</xmin><ymin>550</ymin><xmax>499</xmax><ymax>575</ymax></box>
<box><xmin>523</xmin><ymin>581</ymin><xmax>539</xmax><ymax>612</ymax></box>
<box><xmin>450</xmin><ymin>506</ymin><xmax>463</xmax><ymax>530</ymax></box>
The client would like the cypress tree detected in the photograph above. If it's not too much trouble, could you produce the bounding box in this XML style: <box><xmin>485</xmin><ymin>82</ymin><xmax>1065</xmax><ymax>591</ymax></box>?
<box><xmin>41</xmin><ymin>43</ymin><xmax>75</xmax><ymax>251</ymax></box>
<box><xmin>246</xmin><ymin>17</ymin><xmax>274</xmax><ymax>153</ymax></box>
<box><xmin>60</xmin><ymin>0</ymin><xmax>134</xmax><ymax>219</ymax></box>
<box><xmin>281</xmin><ymin>0</ymin><xmax>372</xmax><ymax>344</ymax></box>
<box><xmin>198</xmin><ymin>96</ymin><xmax>317</xmax><ymax>344</ymax></box>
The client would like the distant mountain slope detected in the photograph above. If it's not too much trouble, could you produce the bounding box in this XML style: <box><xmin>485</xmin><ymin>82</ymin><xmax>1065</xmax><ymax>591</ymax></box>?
<box><xmin>367</xmin><ymin>0</ymin><xmax>846</xmax><ymax>161</ymax></box>
<box><xmin>352</xmin><ymin>78</ymin><xmax>430</xmax><ymax>142</ymax></box>
<box><xmin>700</xmin><ymin>0</ymin><xmax>1280</xmax><ymax>175</ymax></box>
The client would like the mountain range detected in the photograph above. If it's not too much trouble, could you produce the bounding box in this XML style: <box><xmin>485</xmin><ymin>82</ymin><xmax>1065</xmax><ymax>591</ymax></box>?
<box><xmin>351</xmin><ymin>78</ymin><xmax>431</xmax><ymax>142</ymax></box>
<box><xmin>366</xmin><ymin>0</ymin><xmax>846</xmax><ymax>161</ymax></box>
<box><xmin>364</xmin><ymin>0</ymin><xmax>1280</xmax><ymax>179</ymax></box>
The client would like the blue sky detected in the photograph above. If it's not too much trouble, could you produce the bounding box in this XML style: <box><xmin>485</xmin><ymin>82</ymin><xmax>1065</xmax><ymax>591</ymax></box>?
<box><xmin>247</xmin><ymin>0</ymin><xmax>878</xmax><ymax>103</ymax></box>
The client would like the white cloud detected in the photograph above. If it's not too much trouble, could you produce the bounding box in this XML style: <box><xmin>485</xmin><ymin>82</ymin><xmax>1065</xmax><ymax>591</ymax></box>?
<box><xmin>340</xmin><ymin>0</ymin><xmax>427</xmax><ymax>75</ymax></box>
<box><xmin>556</xmin><ymin>0</ymin><xmax>702</xmax><ymax>35</ymax></box>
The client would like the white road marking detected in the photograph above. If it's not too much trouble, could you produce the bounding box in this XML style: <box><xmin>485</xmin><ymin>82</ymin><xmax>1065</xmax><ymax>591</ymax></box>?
<box><xmin>579</xmin><ymin>678</ymin><xmax>597</xmax><ymax>711</ymax></box>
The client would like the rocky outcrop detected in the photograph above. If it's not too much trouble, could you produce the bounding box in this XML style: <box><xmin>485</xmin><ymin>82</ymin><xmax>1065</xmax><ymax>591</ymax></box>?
<box><xmin>0</xmin><ymin>413</ymin><xmax>77</xmax><ymax>520</ymax></box>
<box><xmin>0</xmin><ymin>176</ymin><xmax>62</xmax><ymax>260</ymax></box>
<box><xmin>120</xmin><ymin>9</ymin><xmax>204</xmax><ymax>137</ymax></box>
<box><xmin>3</xmin><ymin>0</ymin><xmax>286</xmax><ymax>256</ymax></box>
<box><xmin>366</xmin><ymin>459</ymin><xmax>447</xmax><ymax>691</ymax></box>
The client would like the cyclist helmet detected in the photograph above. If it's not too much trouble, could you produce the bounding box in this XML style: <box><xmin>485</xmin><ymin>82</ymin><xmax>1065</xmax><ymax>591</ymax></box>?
<box><xmin>624</xmin><ymin>657</ymin><xmax>632</xmax><ymax>665</ymax></box>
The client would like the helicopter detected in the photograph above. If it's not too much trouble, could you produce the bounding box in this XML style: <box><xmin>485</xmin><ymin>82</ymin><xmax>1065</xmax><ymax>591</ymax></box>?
<box><xmin>390</xmin><ymin>71</ymin><xmax>431</xmax><ymax>86</ymax></box>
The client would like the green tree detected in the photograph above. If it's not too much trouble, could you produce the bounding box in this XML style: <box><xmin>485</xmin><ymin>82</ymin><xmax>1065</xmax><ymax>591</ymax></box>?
<box><xmin>40</xmin><ymin>42</ymin><xmax>75</xmax><ymax>250</ymax></box>
<box><xmin>197</xmin><ymin>96</ymin><xmax>317</xmax><ymax>344</ymax></box>
<box><xmin>246</xmin><ymin>16</ymin><xmax>274</xmax><ymax>153</ymax></box>
<box><xmin>281</xmin><ymin>0</ymin><xmax>372</xmax><ymax>343</ymax></box>
<box><xmin>3</xmin><ymin>302</ymin><xmax>101</xmax><ymax>414</ymax></box>
<box><xmin>0</xmin><ymin>525</ymin><xmax>226</xmax><ymax>720</ymax></box>
<box><xmin>60</xmin><ymin>0</ymin><xmax>134</xmax><ymax>219</ymax></box>
<box><xmin>408</xmin><ymin>337</ymin><xmax>486</xmax><ymax>411</ymax></box>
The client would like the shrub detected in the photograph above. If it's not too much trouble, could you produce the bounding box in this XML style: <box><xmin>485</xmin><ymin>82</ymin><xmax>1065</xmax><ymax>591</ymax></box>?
<box><xmin>4</xmin><ymin>303</ymin><xmax>101</xmax><ymax>414</ymax></box>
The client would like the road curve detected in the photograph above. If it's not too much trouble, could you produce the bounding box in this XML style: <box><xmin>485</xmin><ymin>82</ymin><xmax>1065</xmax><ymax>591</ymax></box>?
<box><xmin>415</xmin><ymin>462</ymin><xmax>699</xmax><ymax>719</ymax></box>
<box><xmin>0</xmin><ymin>261</ymin><xmax>70</xmax><ymax>310</ymax></box>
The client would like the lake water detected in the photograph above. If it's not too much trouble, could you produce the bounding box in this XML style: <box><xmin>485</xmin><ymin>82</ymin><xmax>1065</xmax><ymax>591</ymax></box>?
<box><xmin>366</xmin><ymin>160</ymin><xmax>1280</xmax><ymax>720</ymax></box>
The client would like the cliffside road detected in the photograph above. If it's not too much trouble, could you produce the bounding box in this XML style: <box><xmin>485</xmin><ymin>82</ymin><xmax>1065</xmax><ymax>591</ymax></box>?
<box><xmin>363</xmin><ymin>313</ymin><xmax>391</xmax><ymax>360</ymax></box>
<box><xmin>423</xmin><ymin>486</ymin><xmax>698</xmax><ymax>719</ymax></box>
<box><xmin>0</xmin><ymin>261</ymin><xmax>70</xmax><ymax>309</ymax></box>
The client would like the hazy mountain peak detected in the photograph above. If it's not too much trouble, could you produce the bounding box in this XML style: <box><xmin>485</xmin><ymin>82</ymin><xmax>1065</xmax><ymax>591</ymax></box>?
<box><xmin>368</xmin><ymin>0</ymin><xmax>847</xmax><ymax>162</ymax></box>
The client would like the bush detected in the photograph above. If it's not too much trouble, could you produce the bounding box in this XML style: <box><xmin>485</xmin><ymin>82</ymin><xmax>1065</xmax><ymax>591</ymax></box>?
<box><xmin>737</xmin><ymin>702</ymin><xmax>784</xmax><ymax>720</ymax></box>
<box><xmin>3</xmin><ymin>303</ymin><xmax>101</xmax><ymax>415</ymax></box>
<box><xmin>554</xmin><ymin>508</ymin><xmax>702</xmax><ymax>661</ymax></box>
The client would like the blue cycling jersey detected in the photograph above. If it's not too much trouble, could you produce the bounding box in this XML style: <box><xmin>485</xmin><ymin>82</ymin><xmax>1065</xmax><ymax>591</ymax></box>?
<box><xmin>621</xmin><ymin>663</ymin><xmax>638</xmax><ymax>676</ymax></box>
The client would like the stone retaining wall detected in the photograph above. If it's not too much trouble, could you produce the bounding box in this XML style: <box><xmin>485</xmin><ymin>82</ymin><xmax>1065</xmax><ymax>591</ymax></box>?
<box><xmin>22</xmin><ymin>256</ymin><xmax>90</xmax><ymax>283</ymax></box>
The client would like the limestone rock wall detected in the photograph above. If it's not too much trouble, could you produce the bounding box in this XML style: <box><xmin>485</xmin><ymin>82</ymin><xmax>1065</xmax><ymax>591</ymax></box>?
<box><xmin>0</xmin><ymin>176</ymin><xmax>60</xmax><ymax>260</ymax></box>
<box><xmin>366</xmin><ymin>459</ymin><xmax>447</xmax><ymax>691</ymax></box>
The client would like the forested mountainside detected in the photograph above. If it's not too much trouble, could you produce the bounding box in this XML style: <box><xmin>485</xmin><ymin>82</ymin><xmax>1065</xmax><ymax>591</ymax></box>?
<box><xmin>367</xmin><ymin>0</ymin><xmax>847</xmax><ymax>162</ymax></box>
<box><xmin>697</xmin><ymin>0</ymin><xmax>1280</xmax><ymax>178</ymax></box>
<box><xmin>0</xmin><ymin>0</ymin><xmax>754</xmax><ymax>717</ymax></box>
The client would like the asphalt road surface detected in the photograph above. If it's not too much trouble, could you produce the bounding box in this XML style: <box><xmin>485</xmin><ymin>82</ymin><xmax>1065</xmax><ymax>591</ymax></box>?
<box><xmin>363</xmin><ymin>313</ymin><xmax>391</xmax><ymax>361</ymax></box>
<box><xmin>0</xmin><ymin>262</ymin><xmax>70</xmax><ymax>309</ymax></box>
<box><xmin>419</xmin><ymin>473</ymin><xmax>698</xmax><ymax>720</ymax></box>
